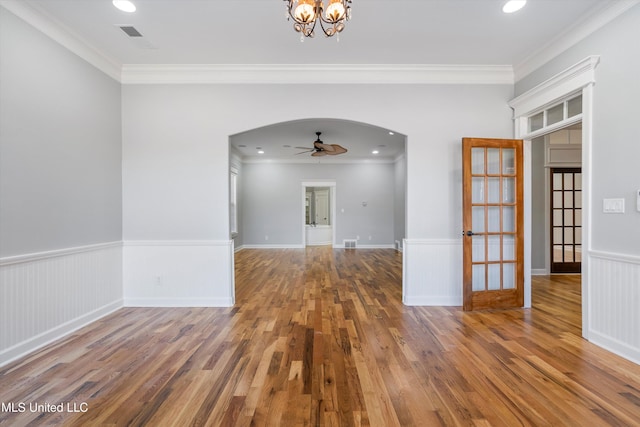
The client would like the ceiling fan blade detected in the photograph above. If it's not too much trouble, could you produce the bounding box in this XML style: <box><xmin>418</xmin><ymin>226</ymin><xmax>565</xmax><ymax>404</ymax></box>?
<box><xmin>311</xmin><ymin>150</ymin><xmax>328</xmax><ymax>157</ymax></box>
<box><xmin>294</xmin><ymin>146</ymin><xmax>311</xmax><ymax>150</ymax></box>
<box><xmin>295</xmin><ymin>149</ymin><xmax>313</xmax><ymax>155</ymax></box>
<box><xmin>314</xmin><ymin>142</ymin><xmax>335</xmax><ymax>152</ymax></box>
<box><xmin>326</xmin><ymin>144</ymin><xmax>347</xmax><ymax>155</ymax></box>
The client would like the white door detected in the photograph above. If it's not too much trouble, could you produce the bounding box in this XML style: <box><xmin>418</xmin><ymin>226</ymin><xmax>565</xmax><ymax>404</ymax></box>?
<box><xmin>315</xmin><ymin>190</ymin><xmax>330</xmax><ymax>225</ymax></box>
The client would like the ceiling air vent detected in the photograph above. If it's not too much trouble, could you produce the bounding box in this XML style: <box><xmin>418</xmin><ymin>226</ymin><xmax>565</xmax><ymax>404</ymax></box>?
<box><xmin>115</xmin><ymin>25</ymin><xmax>156</xmax><ymax>49</ymax></box>
<box><xmin>119</xmin><ymin>26</ymin><xmax>143</xmax><ymax>37</ymax></box>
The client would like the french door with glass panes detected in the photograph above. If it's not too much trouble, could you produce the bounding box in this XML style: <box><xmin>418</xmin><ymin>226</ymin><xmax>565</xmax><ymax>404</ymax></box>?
<box><xmin>462</xmin><ymin>138</ymin><xmax>524</xmax><ymax>311</ymax></box>
<box><xmin>550</xmin><ymin>168</ymin><xmax>582</xmax><ymax>273</ymax></box>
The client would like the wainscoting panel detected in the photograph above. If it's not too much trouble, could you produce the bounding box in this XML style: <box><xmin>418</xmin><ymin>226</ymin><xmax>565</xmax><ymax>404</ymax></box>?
<box><xmin>403</xmin><ymin>239</ymin><xmax>463</xmax><ymax>305</ymax></box>
<box><xmin>0</xmin><ymin>242</ymin><xmax>123</xmax><ymax>367</ymax></box>
<box><xmin>588</xmin><ymin>250</ymin><xmax>640</xmax><ymax>364</ymax></box>
<box><xmin>123</xmin><ymin>240</ymin><xmax>234</xmax><ymax>307</ymax></box>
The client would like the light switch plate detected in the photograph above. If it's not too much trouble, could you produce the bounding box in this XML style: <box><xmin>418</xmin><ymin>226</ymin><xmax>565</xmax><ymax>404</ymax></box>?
<box><xmin>603</xmin><ymin>198</ymin><xmax>625</xmax><ymax>213</ymax></box>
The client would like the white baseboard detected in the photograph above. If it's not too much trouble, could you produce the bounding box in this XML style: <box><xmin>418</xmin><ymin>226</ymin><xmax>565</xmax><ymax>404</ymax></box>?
<box><xmin>531</xmin><ymin>268</ymin><xmax>548</xmax><ymax>275</ymax></box>
<box><xmin>588</xmin><ymin>331</ymin><xmax>640</xmax><ymax>365</ymax></box>
<box><xmin>403</xmin><ymin>296</ymin><xmax>461</xmax><ymax>306</ymax></box>
<box><xmin>124</xmin><ymin>298</ymin><xmax>234</xmax><ymax>308</ymax></box>
<box><xmin>0</xmin><ymin>300</ymin><xmax>122</xmax><ymax>368</ymax></box>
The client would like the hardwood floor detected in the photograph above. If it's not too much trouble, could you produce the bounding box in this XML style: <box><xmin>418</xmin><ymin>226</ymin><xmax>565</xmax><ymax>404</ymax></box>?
<box><xmin>1</xmin><ymin>248</ymin><xmax>639</xmax><ymax>426</ymax></box>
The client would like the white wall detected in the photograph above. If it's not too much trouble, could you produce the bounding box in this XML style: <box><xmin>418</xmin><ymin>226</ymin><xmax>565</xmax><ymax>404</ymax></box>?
<box><xmin>240</xmin><ymin>162</ymin><xmax>396</xmax><ymax>247</ymax></box>
<box><xmin>0</xmin><ymin>7</ymin><xmax>123</xmax><ymax>366</ymax></box>
<box><xmin>394</xmin><ymin>155</ymin><xmax>407</xmax><ymax>249</ymax></box>
<box><xmin>121</xmin><ymin>83</ymin><xmax>514</xmax><ymax>306</ymax></box>
<box><xmin>516</xmin><ymin>5</ymin><xmax>640</xmax><ymax>363</ymax></box>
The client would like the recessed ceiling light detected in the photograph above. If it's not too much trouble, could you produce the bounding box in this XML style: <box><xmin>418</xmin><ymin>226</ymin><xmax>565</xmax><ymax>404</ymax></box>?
<box><xmin>503</xmin><ymin>0</ymin><xmax>526</xmax><ymax>14</ymax></box>
<box><xmin>388</xmin><ymin>131</ymin><xmax>394</xmax><ymax>135</ymax></box>
<box><xmin>372</xmin><ymin>150</ymin><xmax>379</xmax><ymax>155</ymax></box>
<box><xmin>258</xmin><ymin>150</ymin><xmax>265</xmax><ymax>154</ymax></box>
<box><xmin>113</xmin><ymin>1</ymin><xmax>136</xmax><ymax>13</ymax></box>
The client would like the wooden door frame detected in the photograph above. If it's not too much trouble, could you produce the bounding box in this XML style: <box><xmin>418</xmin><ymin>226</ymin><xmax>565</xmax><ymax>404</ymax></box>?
<box><xmin>509</xmin><ymin>56</ymin><xmax>598</xmax><ymax>339</ymax></box>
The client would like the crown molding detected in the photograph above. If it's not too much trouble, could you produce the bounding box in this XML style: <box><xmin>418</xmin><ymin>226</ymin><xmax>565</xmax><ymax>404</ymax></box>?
<box><xmin>514</xmin><ymin>0</ymin><xmax>639</xmax><ymax>82</ymax></box>
<box><xmin>120</xmin><ymin>64</ymin><xmax>514</xmax><ymax>85</ymax></box>
<box><xmin>509</xmin><ymin>55</ymin><xmax>600</xmax><ymax>117</ymax></box>
<box><xmin>1</xmin><ymin>0</ymin><xmax>122</xmax><ymax>81</ymax></box>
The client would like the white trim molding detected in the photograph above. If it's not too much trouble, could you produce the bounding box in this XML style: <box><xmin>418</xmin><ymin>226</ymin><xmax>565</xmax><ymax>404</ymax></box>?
<box><xmin>122</xmin><ymin>240</ymin><xmax>235</xmax><ymax>308</ymax></box>
<box><xmin>509</xmin><ymin>56</ymin><xmax>600</xmax><ymax>119</ymax></box>
<box><xmin>120</xmin><ymin>64</ymin><xmax>514</xmax><ymax>85</ymax></box>
<box><xmin>587</xmin><ymin>250</ymin><xmax>640</xmax><ymax>364</ymax></box>
<box><xmin>514</xmin><ymin>1</ymin><xmax>639</xmax><ymax>81</ymax></box>
<box><xmin>402</xmin><ymin>239</ymin><xmax>463</xmax><ymax>306</ymax></box>
<box><xmin>0</xmin><ymin>241</ymin><xmax>122</xmax><ymax>266</ymax></box>
<box><xmin>0</xmin><ymin>243</ymin><xmax>123</xmax><ymax>367</ymax></box>
<box><xmin>0</xmin><ymin>0</ymin><xmax>121</xmax><ymax>81</ymax></box>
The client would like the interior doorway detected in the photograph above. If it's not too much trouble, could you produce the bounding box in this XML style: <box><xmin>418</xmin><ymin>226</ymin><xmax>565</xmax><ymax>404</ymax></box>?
<box><xmin>302</xmin><ymin>182</ymin><xmax>336</xmax><ymax>247</ymax></box>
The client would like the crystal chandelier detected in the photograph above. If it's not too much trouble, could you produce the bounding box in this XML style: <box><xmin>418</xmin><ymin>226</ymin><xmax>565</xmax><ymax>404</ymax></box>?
<box><xmin>284</xmin><ymin>0</ymin><xmax>352</xmax><ymax>39</ymax></box>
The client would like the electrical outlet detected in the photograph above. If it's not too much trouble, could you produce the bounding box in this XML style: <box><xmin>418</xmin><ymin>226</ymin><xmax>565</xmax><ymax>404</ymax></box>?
<box><xmin>155</xmin><ymin>275</ymin><xmax>162</xmax><ymax>285</ymax></box>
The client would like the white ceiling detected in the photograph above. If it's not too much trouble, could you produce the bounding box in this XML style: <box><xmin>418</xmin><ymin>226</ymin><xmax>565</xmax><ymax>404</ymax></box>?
<box><xmin>14</xmin><ymin>0</ymin><xmax>621</xmax><ymax>161</ymax></box>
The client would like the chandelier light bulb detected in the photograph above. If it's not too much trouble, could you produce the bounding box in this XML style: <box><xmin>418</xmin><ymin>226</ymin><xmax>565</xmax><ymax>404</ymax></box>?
<box><xmin>325</xmin><ymin>0</ymin><xmax>346</xmax><ymax>22</ymax></box>
<box><xmin>284</xmin><ymin>0</ymin><xmax>351</xmax><ymax>39</ymax></box>
<box><xmin>294</xmin><ymin>0</ymin><xmax>316</xmax><ymax>23</ymax></box>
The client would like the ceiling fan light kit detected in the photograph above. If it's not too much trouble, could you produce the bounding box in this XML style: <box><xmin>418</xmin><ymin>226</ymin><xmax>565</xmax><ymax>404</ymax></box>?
<box><xmin>296</xmin><ymin>132</ymin><xmax>348</xmax><ymax>157</ymax></box>
<box><xmin>284</xmin><ymin>0</ymin><xmax>352</xmax><ymax>39</ymax></box>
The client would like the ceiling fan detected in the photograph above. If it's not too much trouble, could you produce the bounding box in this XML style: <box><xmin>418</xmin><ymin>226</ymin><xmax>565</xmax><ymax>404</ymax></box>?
<box><xmin>295</xmin><ymin>132</ymin><xmax>348</xmax><ymax>157</ymax></box>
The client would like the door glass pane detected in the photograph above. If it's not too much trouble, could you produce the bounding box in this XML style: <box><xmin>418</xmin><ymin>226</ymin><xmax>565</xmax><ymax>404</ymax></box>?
<box><xmin>575</xmin><ymin>191</ymin><xmax>582</xmax><ymax>208</ymax></box>
<box><xmin>529</xmin><ymin>112</ymin><xmax>544</xmax><ymax>132</ymax></box>
<box><xmin>567</xmin><ymin>95</ymin><xmax>582</xmax><ymax>117</ymax></box>
<box><xmin>472</xmin><ymin>177</ymin><xmax>484</xmax><ymax>203</ymax></box>
<box><xmin>564</xmin><ymin>173</ymin><xmax>573</xmax><ymax>190</ymax></box>
<box><xmin>553</xmin><ymin>173</ymin><xmax>562</xmax><ymax>190</ymax></box>
<box><xmin>575</xmin><ymin>209</ymin><xmax>582</xmax><ymax>226</ymax></box>
<box><xmin>472</xmin><ymin>148</ymin><xmax>485</xmax><ymax>174</ymax></box>
<box><xmin>553</xmin><ymin>210</ymin><xmax>562</xmax><ymax>225</ymax></box>
<box><xmin>564</xmin><ymin>210</ymin><xmax>573</xmax><ymax>226</ymax></box>
<box><xmin>503</xmin><ymin>207</ymin><xmax>515</xmax><ymax>232</ymax></box>
<box><xmin>488</xmin><ymin>264</ymin><xmax>501</xmax><ymax>290</ymax></box>
<box><xmin>575</xmin><ymin>229</ymin><xmax>582</xmax><ymax>244</ymax></box>
<box><xmin>487</xmin><ymin>178</ymin><xmax>500</xmax><ymax>203</ymax></box>
<box><xmin>553</xmin><ymin>228</ymin><xmax>563</xmax><ymax>244</ymax></box>
<box><xmin>488</xmin><ymin>207</ymin><xmax>500</xmax><ymax>232</ymax></box>
<box><xmin>575</xmin><ymin>246</ymin><xmax>582</xmax><ymax>262</ymax></box>
<box><xmin>472</xmin><ymin>207</ymin><xmax>485</xmax><ymax>233</ymax></box>
<box><xmin>487</xmin><ymin>149</ymin><xmax>500</xmax><ymax>174</ymax></box>
<box><xmin>503</xmin><ymin>178</ymin><xmax>515</xmax><ymax>203</ymax></box>
<box><xmin>547</xmin><ymin>103</ymin><xmax>564</xmax><ymax>125</ymax></box>
<box><xmin>472</xmin><ymin>236</ymin><xmax>485</xmax><ymax>262</ymax></box>
<box><xmin>503</xmin><ymin>235</ymin><xmax>515</xmax><ymax>260</ymax></box>
<box><xmin>472</xmin><ymin>264</ymin><xmax>485</xmax><ymax>291</ymax></box>
<box><xmin>553</xmin><ymin>245</ymin><xmax>563</xmax><ymax>262</ymax></box>
<box><xmin>553</xmin><ymin>191</ymin><xmax>563</xmax><ymax>207</ymax></box>
<box><xmin>564</xmin><ymin>228</ymin><xmax>574</xmax><ymax>244</ymax></box>
<box><xmin>502</xmin><ymin>149</ymin><xmax>515</xmax><ymax>175</ymax></box>
<box><xmin>503</xmin><ymin>263</ymin><xmax>515</xmax><ymax>289</ymax></box>
<box><xmin>575</xmin><ymin>173</ymin><xmax>582</xmax><ymax>190</ymax></box>
<box><xmin>563</xmin><ymin>245</ymin><xmax>574</xmax><ymax>262</ymax></box>
<box><xmin>487</xmin><ymin>235</ymin><xmax>500</xmax><ymax>261</ymax></box>
<box><xmin>564</xmin><ymin>192</ymin><xmax>573</xmax><ymax>208</ymax></box>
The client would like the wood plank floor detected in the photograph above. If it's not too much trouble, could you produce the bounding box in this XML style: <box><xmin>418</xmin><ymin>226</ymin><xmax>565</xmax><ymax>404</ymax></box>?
<box><xmin>1</xmin><ymin>247</ymin><xmax>639</xmax><ymax>426</ymax></box>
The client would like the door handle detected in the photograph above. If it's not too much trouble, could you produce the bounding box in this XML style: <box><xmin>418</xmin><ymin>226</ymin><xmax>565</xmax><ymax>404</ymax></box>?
<box><xmin>464</xmin><ymin>230</ymin><xmax>474</xmax><ymax>236</ymax></box>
